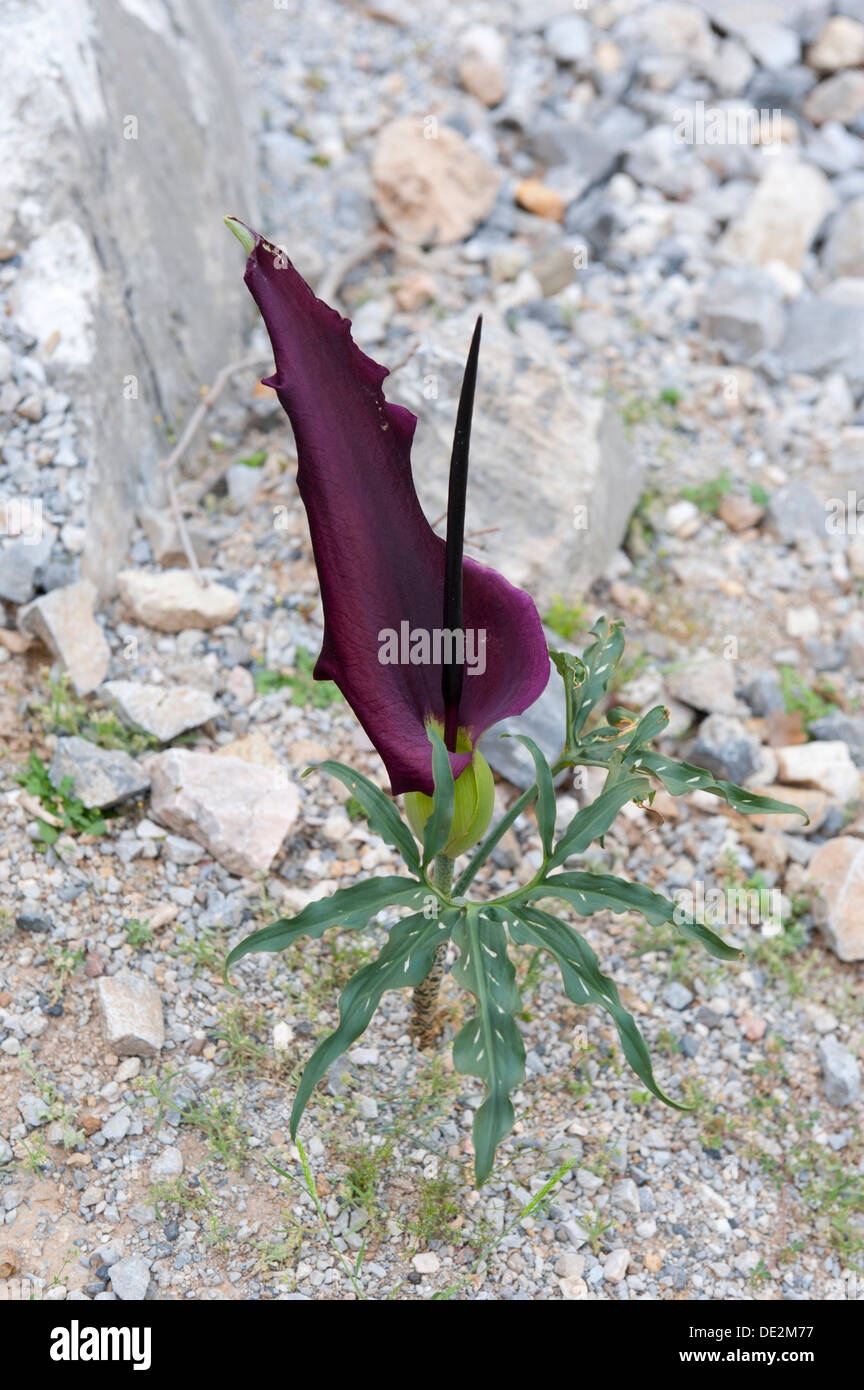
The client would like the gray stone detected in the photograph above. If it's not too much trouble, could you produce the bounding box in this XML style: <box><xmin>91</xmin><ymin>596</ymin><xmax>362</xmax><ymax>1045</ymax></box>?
<box><xmin>666</xmin><ymin>660</ymin><xmax>748</xmax><ymax>716</ymax></box>
<box><xmin>15</xmin><ymin>913</ymin><xmax>52</xmax><ymax>934</ymax></box>
<box><xmin>662</xmin><ymin>982</ymin><xmax>694</xmax><ymax>1010</ymax></box>
<box><xmin>0</xmin><ymin>0</ymin><xmax>255</xmax><ymax>596</ymax></box>
<box><xmin>810</xmin><ymin>712</ymin><xmax>864</xmax><ymax>766</ymax></box>
<box><xmin>395</xmin><ymin>309</ymin><xmax>642</xmax><ymax>608</ymax></box>
<box><xmin>818</xmin><ymin>1036</ymin><xmax>861</xmax><ymax>1106</ymax></box>
<box><xmin>544</xmin><ymin>14</ymin><xmax>591</xmax><ymax>65</ymax></box>
<box><xmin>18</xmin><ymin>1094</ymin><xmax>50</xmax><ymax>1128</ymax></box>
<box><xmin>699</xmin><ymin>268</ymin><xmax>785</xmax><ymax>362</ymax></box>
<box><xmin>0</xmin><ymin>525</ymin><xmax>57</xmax><ymax>605</ymax></box>
<box><xmin>108</xmin><ymin>1254</ymin><xmax>151</xmax><ymax>1302</ymax></box>
<box><xmin>480</xmin><ymin>669</ymin><xmax>563</xmax><ymax>789</ymax></box>
<box><xmin>823</xmin><ymin>197</ymin><xmax>864</xmax><ymax>278</ymax></box>
<box><xmin>525</xmin><ymin>121</ymin><xmax>621</xmax><ymax>190</ymax></box>
<box><xmin>740</xmin><ymin>671</ymin><xmax>784</xmax><ymax>717</ymax></box>
<box><xmin>96</xmin><ymin>971</ymin><xmax>164</xmax><ymax>1057</ymax></box>
<box><xmin>688</xmin><ymin>714</ymin><xmax>762</xmax><ymax>785</ymax></box>
<box><xmin>149</xmin><ymin>1146</ymin><xmax>183</xmax><ymax>1180</ymax></box>
<box><xmin>101</xmin><ymin>1107</ymin><xmax>132</xmax><ymax>1141</ymax></box>
<box><xmin>625</xmin><ymin>125</ymin><xmax>710</xmax><ymax>200</ymax></box>
<box><xmin>49</xmin><ymin>736</ymin><xmax>150</xmax><ymax>810</ymax></box>
<box><xmin>780</xmin><ymin>295</ymin><xmax>864</xmax><ymax>388</ymax></box>
<box><xmin>101</xmin><ymin>680</ymin><xmax>220</xmax><ymax>742</ymax></box>
<box><xmin>693</xmin><ymin>1</ymin><xmax>830</xmax><ymax>42</ymax></box>
<box><xmin>226</xmin><ymin>462</ymin><xmax>263</xmax><ymax>507</ymax></box>
<box><xmin>765</xmin><ymin>483</ymin><xmax>829</xmax><ymax>544</ymax></box>
<box><xmin>0</xmin><ymin>1137</ymin><xmax>12</xmax><ymax>1165</ymax></box>
<box><xmin>610</xmin><ymin>1178</ymin><xmax>640</xmax><ymax>1214</ymax></box>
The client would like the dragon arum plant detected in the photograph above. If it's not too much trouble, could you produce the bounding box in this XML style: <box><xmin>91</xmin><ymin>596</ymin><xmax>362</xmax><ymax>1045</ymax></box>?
<box><xmin>223</xmin><ymin>217</ymin><xmax>805</xmax><ymax>1186</ymax></box>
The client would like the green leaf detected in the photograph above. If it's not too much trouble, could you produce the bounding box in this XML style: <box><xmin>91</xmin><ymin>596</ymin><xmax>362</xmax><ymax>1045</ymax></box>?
<box><xmin>510</xmin><ymin>734</ymin><xmax>556</xmax><ymax>857</ymax></box>
<box><xmin>506</xmin><ymin>906</ymin><xmax>686</xmax><ymax>1109</ymax></box>
<box><xmin>623</xmin><ymin>703</ymin><xmax>670</xmax><ymax>752</ymax></box>
<box><xmin>306</xmin><ymin>760</ymin><xmax>421</xmax><ymax>872</ymax></box>
<box><xmin>524</xmin><ymin>871</ymin><xmax>741</xmax><ymax>962</ymax></box>
<box><xmin>526</xmin><ymin>871</ymin><xmax>678</xmax><ymax>928</ymax></box>
<box><xmin>451</xmin><ymin>908</ymin><xmax>525</xmax><ymax>1186</ymax></box>
<box><xmin>551</xmin><ymin>616</ymin><xmax>626</xmax><ymax>745</ymax></box>
<box><xmin>290</xmin><ymin>910</ymin><xmax>456</xmax><ymax>1137</ymax></box>
<box><xmin>225</xmin><ymin>877</ymin><xmax>428</xmax><ymax>972</ymax></box>
<box><xmin>632</xmin><ymin>750</ymin><xmax>808</xmax><ymax>820</ymax></box>
<box><xmin>548</xmin><ymin>772</ymin><xmax>649</xmax><ymax>869</ymax></box>
<box><xmin>421</xmin><ymin>728</ymin><xmax>456</xmax><ymax>866</ymax></box>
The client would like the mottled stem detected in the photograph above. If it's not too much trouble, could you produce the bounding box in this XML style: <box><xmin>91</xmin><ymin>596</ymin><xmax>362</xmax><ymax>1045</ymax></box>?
<box><xmin>411</xmin><ymin>854</ymin><xmax>454</xmax><ymax>1050</ymax></box>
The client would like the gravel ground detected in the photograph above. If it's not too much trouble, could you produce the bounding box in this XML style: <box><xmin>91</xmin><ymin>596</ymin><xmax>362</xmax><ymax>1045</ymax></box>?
<box><xmin>1</xmin><ymin>0</ymin><xmax>863</xmax><ymax>1301</ymax></box>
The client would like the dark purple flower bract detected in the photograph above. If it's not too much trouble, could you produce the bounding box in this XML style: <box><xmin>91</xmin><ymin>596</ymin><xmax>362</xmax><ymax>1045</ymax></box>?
<box><xmin>227</xmin><ymin>218</ymin><xmax>549</xmax><ymax>796</ymax></box>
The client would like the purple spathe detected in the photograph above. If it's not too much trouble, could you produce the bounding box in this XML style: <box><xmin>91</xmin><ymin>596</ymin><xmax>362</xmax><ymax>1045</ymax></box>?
<box><xmin>234</xmin><ymin>221</ymin><xmax>549</xmax><ymax>796</ymax></box>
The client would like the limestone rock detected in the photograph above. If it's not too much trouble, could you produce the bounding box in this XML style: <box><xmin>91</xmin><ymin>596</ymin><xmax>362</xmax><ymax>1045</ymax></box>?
<box><xmin>49</xmin><ymin>736</ymin><xmax>150</xmax><ymax>810</ymax></box>
<box><xmin>0</xmin><ymin>524</ymin><xmax>57</xmax><ymax>605</ymax></box>
<box><xmin>458</xmin><ymin>24</ymin><xmax>507</xmax><ymax>107</ymax></box>
<box><xmin>807</xmin><ymin>16</ymin><xmax>864</xmax><ymax>71</ymax></box>
<box><xmin>804</xmin><ymin>70</ymin><xmax>864</xmax><ymax>125</ymax></box>
<box><xmin>718</xmin><ymin>159</ymin><xmax>836</xmax><ymax>271</ymax></box>
<box><xmin>808</xmin><ymin>836</ymin><xmax>864</xmax><ymax>961</ymax></box>
<box><xmin>0</xmin><ymin>0</ymin><xmax>255</xmax><ymax>595</ymax></box>
<box><xmin>101</xmin><ymin>680</ymin><xmax>220</xmax><ymax>742</ymax></box>
<box><xmin>817</xmin><ymin>1036</ymin><xmax>860</xmax><ymax>1106</ymax></box>
<box><xmin>108</xmin><ymin>1254</ymin><xmax>152</xmax><ymax>1301</ymax></box>
<box><xmin>666</xmin><ymin>660</ymin><xmax>747</xmax><ymax>717</ymax></box>
<box><xmin>146</xmin><ymin>748</ymin><xmax>299</xmax><ymax>876</ymax></box>
<box><xmin>822</xmin><ymin>197</ymin><xmax>864</xmax><ymax>279</ymax></box>
<box><xmin>118</xmin><ymin>569</ymin><xmax>240</xmax><ymax>632</ymax></box>
<box><xmin>776</xmin><ymin>741</ymin><xmax>861</xmax><ymax>804</ymax></box>
<box><xmin>372</xmin><ymin>117</ymin><xmax>500</xmax><ymax>245</ymax></box>
<box><xmin>393</xmin><ymin>309</ymin><xmax>642</xmax><ymax>607</ymax></box>
<box><xmin>699</xmin><ymin>267</ymin><xmax>784</xmax><ymax>362</ymax></box>
<box><xmin>18</xmin><ymin>580</ymin><xmax>110</xmax><ymax>694</ymax></box>
<box><xmin>96</xmin><ymin>971</ymin><xmax>164</xmax><ymax>1057</ymax></box>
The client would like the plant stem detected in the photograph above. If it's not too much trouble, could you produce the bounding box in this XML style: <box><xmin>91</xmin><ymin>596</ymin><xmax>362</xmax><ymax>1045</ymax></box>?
<box><xmin>411</xmin><ymin>854</ymin><xmax>454</xmax><ymax>1050</ymax></box>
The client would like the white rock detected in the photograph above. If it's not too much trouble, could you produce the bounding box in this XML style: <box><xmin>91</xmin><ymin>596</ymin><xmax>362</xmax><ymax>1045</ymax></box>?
<box><xmin>145</xmin><ymin>748</ymin><xmax>299</xmax><ymax>877</ymax></box>
<box><xmin>611</xmin><ymin>1178</ymin><xmax>641</xmax><ymax>1214</ymax></box>
<box><xmin>96</xmin><ymin>971</ymin><xmax>164</xmax><ymax>1057</ymax></box>
<box><xmin>18</xmin><ymin>580</ymin><xmax>110</xmax><ymax>695</ymax></box>
<box><xmin>372</xmin><ymin>118</ymin><xmax>500</xmax><ymax>246</ymax></box>
<box><xmin>272</xmin><ymin>1022</ymin><xmax>294</xmax><ymax>1053</ymax></box>
<box><xmin>559</xmin><ymin>1275</ymin><xmax>589</xmax><ymax>1299</ymax></box>
<box><xmin>808</xmin><ymin>836</ymin><xmax>864</xmax><ymax>962</ymax></box>
<box><xmin>118</xmin><ymin>569</ymin><xmax>240</xmax><ymax>632</ymax></box>
<box><xmin>149</xmin><ymin>1146</ymin><xmax>183</xmax><ymax>1180</ymax></box>
<box><xmin>785</xmin><ymin>605</ymin><xmax>820</xmax><ymax>638</ymax></box>
<box><xmin>719</xmin><ymin>158</ymin><xmax>836</xmax><ymax>272</ymax></box>
<box><xmin>776</xmin><ymin>742</ymin><xmax>861</xmax><ymax>804</ymax></box>
<box><xmin>101</xmin><ymin>680</ymin><xmax>220</xmax><ymax>741</ymax></box>
<box><xmin>603</xmin><ymin>1248</ymin><xmax>631</xmax><ymax>1282</ymax></box>
<box><xmin>412</xmin><ymin>1251</ymin><xmax>440</xmax><ymax>1275</ymax></box>
<box><xmin>807</xmin><ymin>16</ymin><xmax>864</xmax><ymax>72</ymax></box>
